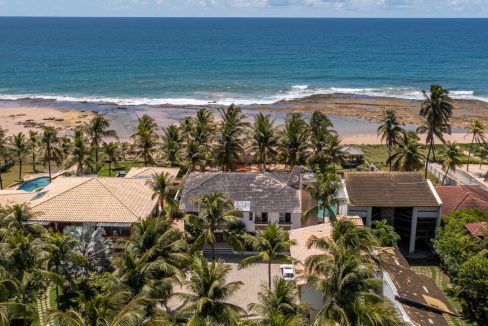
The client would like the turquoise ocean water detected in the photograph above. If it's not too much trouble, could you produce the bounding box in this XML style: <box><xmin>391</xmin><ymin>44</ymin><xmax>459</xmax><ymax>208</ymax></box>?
<box><xmin>0</xmin><ymin>17</ymin><xmax>487</xmax><ymax>106</ymax></box>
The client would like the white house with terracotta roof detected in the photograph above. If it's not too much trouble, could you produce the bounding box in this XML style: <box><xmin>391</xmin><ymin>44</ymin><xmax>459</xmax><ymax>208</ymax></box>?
<box><xmin>26</xmin><ymin>176</ymin><xmax>158</xmax><ymax>238</ymax></box>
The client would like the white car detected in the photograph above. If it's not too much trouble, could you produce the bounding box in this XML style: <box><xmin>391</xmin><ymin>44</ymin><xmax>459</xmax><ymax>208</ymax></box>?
<box><xmin>280</xmin><ymin>264</ymin><xmax>295</xmax><ymax>280</ymax></box>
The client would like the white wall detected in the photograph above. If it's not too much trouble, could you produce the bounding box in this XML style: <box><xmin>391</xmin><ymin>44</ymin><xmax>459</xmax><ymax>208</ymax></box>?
<box><xmin>240</xmin><ymin>211</ymin><xmax>302</xmax><ymax>233</ymax></box>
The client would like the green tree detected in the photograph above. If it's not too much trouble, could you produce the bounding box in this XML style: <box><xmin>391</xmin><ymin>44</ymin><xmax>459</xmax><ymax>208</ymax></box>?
<box><xmin>7</xmin><ymin>132</ymin><xmax>28</xmax><ymax>180</ymax></box>
<box><xmin>215</xmin><ymin>104</ymin><xmax>249</xmax><ymax>171</ymax></box>
<box><xmin>27</xmin><ymin>130</ymin><xmax>40</xmax><ymax>172</ymax></box>
<box><xmin>104</xmin><ymin>142</ymin><xmax>121</xmax><ymax>176</ymax></box>
<box><xmin>251</xmin><ymin>113</ymin><xmax>277</xmax><ymax>171</ymax></box>
<box><xmin>387</xmin><ymin>132</ymin><xmax>425</xmax><ymax>172</ymax></box>
<box><xmin>377</xmin><ymin>109</ymin><xmax>405</xmax><ymax>171</ymax></box>
<box><xmin>0</xmin><ymin>128</ymin><xmax>7</xmax><ymax>189</ymax></box>
<box><xmin>175</xmin><ymin>254</ymin><xmax>245</xmax><ymax>324</ymax></box>
<box><xmin>183</xmin><ymin>139</ymin><xmax>205</xmax><ymax>171</ymax></box>
<box><xmin>440</xmin><ymin>141</ymin><xmax>463</xmax><ymax>185</ymax></box>
<box><xmin>65</xmin><ymin>129</ymin><xmax>95</xmax><ymax>175</ymax></box>
<box><xmin>325</xmin><ymin>135</ymin><xmax>345</xmax><ymax>173</ymax></box>
<box><xmin>457</xmin><ymin>252</ymin><xmax>488</xmax><ymax>321</ymax></box>
<box><xmin>307</xmin><ymin>111</ymin><xmax>335</xmax><ymax>172</ymax></box>
<box><xmin>131</xmin><ymin>114</ymin><xmax>159</xmax><ymax>167</ymax></box>
<box><xmin>185</xmin><ymin>192</ymin><xmax>243</xmax><ymax>261</ymax></box>
<box><xmin>161</xmin><ymin>124</ymin><xmax>182</xmax><ymax>167</ymax></box>
<box><xmin>146</xmin><ymin>172</ymin><xmax>176</xmax><ymax>214</ymax></box>
<box><xmin>466</xmin><ymin>119</ymin><xmax>486</xmax><ymax>172</ymax></box>
<box><xmin>40</xmin><ymin>127</ymin><xmax>63</xmax><ymax>182</ymax></box>
<box><xmin>248</xmin><ymin>276</ymin><xmax>308</xmax><ymax>321</ymax></box>
<box><xmin>279</xmin><ymin>113</ymin><xmax>308</xmax><ymax>168</ymax></box>
<box><xmin>304</xmin><ymin>172</ymin><xmax>339</xmax><ymax>224</ymax></box>
<box><xmin>417</xmin><ymin>84</ymin><xmax>453</xmax><ymax>178</ymax></box>
<box><xmin>371</xmin><ymin>220</ymin><xmax>401</xmax><ymax>247</ymax></box>
<box><xmin>189</xmin><ymin>108</ymin><xmax>215</xmax><ymax>170</ymax></box>
<box><xmin>239</xmin><ymin>223</ymin><xmax>295</xmax><ymax>289</ymax></box>
<box><xmin>86</xmin><ymin>115</ymin><xmax>118</xmax><ymax>169</ymax></box>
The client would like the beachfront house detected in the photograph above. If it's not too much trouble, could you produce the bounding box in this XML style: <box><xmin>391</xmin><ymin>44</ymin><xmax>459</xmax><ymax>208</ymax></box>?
<box><xmin>24</xmin><ymin>176</ymin><xmax>159</xmax><ymax>239</ymax></box>
<box><xmin>343</xmin><ymin>172</ymin><xmax>443</xmax><ymax>254</ymax></box>
<box><xmin>179</xmin><ymin>169</ymin><xmax>303</xmax><ymax>232</ymax></box>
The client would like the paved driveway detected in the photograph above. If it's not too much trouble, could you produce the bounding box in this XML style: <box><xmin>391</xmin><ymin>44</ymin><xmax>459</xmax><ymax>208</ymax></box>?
<box><xmin>167</xmin><ymin>254</ymin><xmax>282</xmax><ymax>316</ymax></box>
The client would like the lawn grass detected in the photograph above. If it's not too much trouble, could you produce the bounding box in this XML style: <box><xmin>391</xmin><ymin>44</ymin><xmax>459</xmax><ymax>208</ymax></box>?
<box><xmin>97</xmin><ymin>160</ymin><xmax>145</xmax><ymax>177</ymax></box>
<box><xmin>0</xmin><ymin>161</ymin><xmax>59</xmax><ymax>189</ymax></box>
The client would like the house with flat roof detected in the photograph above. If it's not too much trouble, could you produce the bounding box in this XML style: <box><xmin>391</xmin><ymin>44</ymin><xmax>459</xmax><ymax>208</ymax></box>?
<box><xmin>26</xmin><ymin>176</ymin><xmax>158</xmax><ymax>238</ymax></box>
<box><xmin>179</xmin><ymin>169</ymin><xmax>302</xmax><ymax>232</ymax></box>
<box><xmin>343</xmin><ymin>172</ymin><xmax>443</xmax><ymax>254</ymax></box>
<box><xmin>435</xmin><ymin>185</ymin><xmax>488</xmax><ymax>217</ymax></box>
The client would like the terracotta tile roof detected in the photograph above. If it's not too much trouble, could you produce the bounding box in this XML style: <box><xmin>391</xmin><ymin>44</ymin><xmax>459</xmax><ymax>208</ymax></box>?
<box><xmin>28</xmin><ymin>177</ymin><xmax>158</xmax><ymax>223</ymax></box>
<box><xmin>435</xmin><ymin>185</ymin><xmax>488</xmax><ymax>217</ymax></box>
<box><xmin>464</xmin><ymin>222</ymin><xmax>488</xmax><ymax>237</ymax></box>
<box><xmin>345</xmin><ymin>172</ymin><xmax>440</xmax><ymax>207</ymax></box>
<box><xmin>379</xmin><ymin>248</ymin><xmax>455</xmax><ymax>315</ymax></box>
<box><xmin>125</xmin><ymin>167</ymin><xmax>180</xmax><ymax>179</ymax></box>
<box><xmin>0</xmin><ymin>190</ymin><xmax>35</xmax><ymax>207</ymax></box>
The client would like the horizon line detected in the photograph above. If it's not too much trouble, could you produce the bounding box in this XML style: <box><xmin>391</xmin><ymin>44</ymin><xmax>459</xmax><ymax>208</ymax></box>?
<box><xmin>0</xmin><ymin>16</ymin><xmax>487</xmax><ymax>19</ymax></box>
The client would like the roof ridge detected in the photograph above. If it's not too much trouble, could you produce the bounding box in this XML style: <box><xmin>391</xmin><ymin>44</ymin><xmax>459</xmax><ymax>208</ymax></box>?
<box><xmin>453</xmin><ymin>192</ymin><xmax>472</xmax><ymax>211</ymax></box>
<box><xmin>182</xmin><ymin>172</ymin><xmax>222</xmax><ymax>196</ymax></box>
<box><xmin>30</xmin><ymin>177</ymin><xmax>96</xmax><ymax>208</ymax></box>
<box><xmin>95</xmin><ymin>178</ymin><xmax>142</xmax><ymax>219</ymax></box>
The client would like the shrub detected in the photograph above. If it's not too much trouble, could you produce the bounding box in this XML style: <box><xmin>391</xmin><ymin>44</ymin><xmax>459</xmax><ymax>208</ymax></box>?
<box><xmin>371</xmin><ymin>220</ymin><xmax>401</xmax><ymax>247</ymax></box>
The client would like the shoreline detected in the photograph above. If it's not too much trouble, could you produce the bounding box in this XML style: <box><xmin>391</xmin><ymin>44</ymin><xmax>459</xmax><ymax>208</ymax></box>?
<box><xmin>1</xmin><ymin>92</ymin><xmax>484</xmax><ymax>144</ymax></box>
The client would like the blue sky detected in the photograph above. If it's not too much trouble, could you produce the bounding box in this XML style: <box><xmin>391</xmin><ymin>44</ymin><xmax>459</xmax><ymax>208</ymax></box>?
<box><xmin>0</xmin><ymin>0</ymin><xmax>486</xmax><ymax>17</ymax></box>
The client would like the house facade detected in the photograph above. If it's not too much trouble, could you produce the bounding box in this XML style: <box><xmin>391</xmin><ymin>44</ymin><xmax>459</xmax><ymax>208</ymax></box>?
<box><xmin>343</xmin><ymin>172</ymin><xmax>443</xmax><ymax>254</ymax></box>
<box><xmin>179</xmin><ymin>169</ymin><xmax>303</xmax><ymax>232</ymax></box>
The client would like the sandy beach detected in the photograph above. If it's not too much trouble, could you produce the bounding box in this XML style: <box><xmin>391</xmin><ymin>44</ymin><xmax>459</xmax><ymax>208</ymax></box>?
<box><xmin>0</xmin><ymin>93</ymin><xmax>485</xmax><ymax>144</ymax></box>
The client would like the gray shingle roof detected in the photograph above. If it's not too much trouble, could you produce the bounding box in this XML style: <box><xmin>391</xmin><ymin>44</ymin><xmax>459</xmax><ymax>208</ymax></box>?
<box><xmin>180</xmin><ymin>172</ymin><xmax>301</xmax><ymax>213</ymax></box>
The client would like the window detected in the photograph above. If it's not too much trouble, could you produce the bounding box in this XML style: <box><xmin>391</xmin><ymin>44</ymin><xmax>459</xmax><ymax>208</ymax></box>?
<box><xmin>255</xmin><ymin>212</ymin><xmax>268</xmax><ymax>223</ymax></box>
<box><xmin>249</xmin><ymin>212</ymin><xmax>253</xmax><ymax>221</ymax></box>
<box><xmin>279</xmin><ymin>213</ymin><xmax>292</xmax><ymax>223</ymax></box>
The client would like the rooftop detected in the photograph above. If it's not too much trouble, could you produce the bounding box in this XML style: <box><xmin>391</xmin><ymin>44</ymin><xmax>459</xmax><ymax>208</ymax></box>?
<box><xmin>28</xmin><ymin>176</ymin><xmax>158</xmax><ymax>224</ymax></box>
<box><xmin>125</xmin><ymin>167</ymin><xmax>180</xmax><ymax>179</ymax></box>
<box><xmin>0</xmin><ymin>190</ymin><xmax>35</xmax><ymax>207</ymax></box>
<box><xmin>345</xmin><ymin>172</ymin><xmax>441</xmax><ymax>207</ymax></box>
<box><xmin>435</xmin><ymin>185</ymin><xmax>488</xmax><ymax>217</ymax></box>
<box><xmin>179</xmin><ymin>171</ymin><xmax>301</xmax><ymax>213</ymax></box>
<box><xmin>464</xmin><ymin>222</ymin><xmax>487</xmax><ymax>238</ymax></box>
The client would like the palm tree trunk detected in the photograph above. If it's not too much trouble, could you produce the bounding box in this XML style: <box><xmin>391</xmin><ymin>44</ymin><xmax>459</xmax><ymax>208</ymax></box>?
<box><xmin>442</xmin><ymin>166</ymin><xmax>450</xmax><ymax>185</ymax></box>
<box><xmin>424</xmin><ymin>142</ymin><xmax>432</xmax><ymax>179</ymax></box>
<box><xmin>32</xmin><ymin>152</ymin><xmax>36</xmax><ymax>172</ymax></box>
<box><xmin>268</xmin><ymin>261</ymin><xmax>272</xmax><ymax>289</ymax></box>
<box><xmin>263</xmin><ymin>153</ymin><xmax>267</xmax><ymax>171</ymax></box>
<box><xmin>95</xmin><ymin>145</ymin><xmax>99</xmax><ymax>169</ymax></box>
<box><xmin>0</xmin><ymin>173</ymin><xmax>3</xmax><ymax>189</ymax></box>
<box><xmin>18</xmin><ymin>159</ymin><xmax>22</xmax><ymax>180</ymax></box>
<box><xmin>467</xmin><ymin>135</ymin><xmax>475</xmax><ymax>172</ymax></box>
<box><xmin>47</xmin><ymin>145</ymin><xmax>52</xmax><ymax>183</ymax></box>
<box><xmin>108</xmin><ymin>162</ymin><xmax>111</xmax><ymax>177</ymax></box>
<box><xmin>388</xmin><ymin>145</ymin><xmax>392</xmax><ymax>171</ymax></box>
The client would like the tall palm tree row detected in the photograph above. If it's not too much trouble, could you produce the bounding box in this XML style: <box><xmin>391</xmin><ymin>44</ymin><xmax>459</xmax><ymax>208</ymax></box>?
<box><xmin>250</xmin><ymin>113</ymin><xmax>277</xmax><ymax>171</ymax></box>
<box><xmin>387</xmin><ymin>131</ymin><xmax>425</xmax><ymax>172</ymax></box>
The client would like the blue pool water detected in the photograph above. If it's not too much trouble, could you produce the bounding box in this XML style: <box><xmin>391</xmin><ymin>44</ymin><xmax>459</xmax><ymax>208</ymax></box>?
<box><xmin>17</xmin><ymin>177</ymin><xmax>50</xmax><ymax>192</ymax></box>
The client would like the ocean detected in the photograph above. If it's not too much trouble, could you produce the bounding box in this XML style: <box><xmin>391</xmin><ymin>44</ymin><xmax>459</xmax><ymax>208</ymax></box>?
<box><xmin>0</xmin><ymin>17</ymin><xmax>487</xmax><ymax>106</ymax></box>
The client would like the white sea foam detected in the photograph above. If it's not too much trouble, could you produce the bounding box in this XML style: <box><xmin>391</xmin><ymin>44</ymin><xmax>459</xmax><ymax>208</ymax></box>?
<box><xmin>0</xmin><ymin>86</ymin><xmax>486</xmax><ymax>107</ymax></box>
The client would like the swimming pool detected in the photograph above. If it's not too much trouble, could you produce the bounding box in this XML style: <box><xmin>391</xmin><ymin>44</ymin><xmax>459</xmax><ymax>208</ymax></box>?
<box><xmin>17</xmin><ymin>176</ymin><xmax>50</xmax><ymax>192</ymax></box>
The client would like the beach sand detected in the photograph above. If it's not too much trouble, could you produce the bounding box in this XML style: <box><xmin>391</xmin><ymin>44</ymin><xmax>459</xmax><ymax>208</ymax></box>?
<box><xmin>0</xmin><ymin>93</ymin><xmax>485</xmax><ymax>144</ymax></box>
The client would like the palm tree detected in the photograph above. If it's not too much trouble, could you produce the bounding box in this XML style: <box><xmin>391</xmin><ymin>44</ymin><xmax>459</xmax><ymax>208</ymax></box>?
<box><xmin>251</xmin><ymin>113</ymin><xmax>277</xmax><ymax>171</ymax></box>
<box><xmin>40</xmin><ymin>127</ymin><xmax>62</xmax><ymax>182</ymax></box>
<box><xmin>189</xmin><ymin>108</ymin><xmax>215</xmax><ymax>169</ymax></box>
<box><xmin>304</xmin><ymin>172</ymin><xmax>339</xmax><ymax>224</ymax></box>
<box><xmin>466</xmin><ymin>119</ymin><xmax>486</xmax><ymax>171</ymax></box>
<box><xmin>215</xmin><ymin>104</ymin><xmax>250</xmax><ymax>171</ymax></box>
<box><xmin>146</xmin><ymin>172</ymin><xmax>176</xmax><ymax>214</ymax></box>
<box><xmin>185</xmin><ymin>191</ymin><xmax>243</xmax><ymax>261</ymax></box>
<box><xmin>279</xmin><ymin>113</ymin><xmax>309</xmax><ymax>168</ymax></box>
<box><xmin>325</xmin><ymin>135</ymin><xmax>345</xmax><ymax>173</ymax></box>
<box><xmin>308</xmin><ymin>111</ymin><xmax>335</xmax><ymax>172</ymax></box>
<box><xmin>248</xmin><ymin>276</ymin><xmax>308</xmax><ymax>322</ymax></box>
<box><xmin>1</xmin><ymin>203</ymin><xmax>46</xmax><ymax>235</ymax></box>
<box><xmin>0</xmin><ymin>128</ymin><xmax>7</xmax><ymax>189</ymax></box>
<box><xmin>175</xmin><ymin>253</ymin><xmax>245</xmax><ymax>324</ymax></box>
<box><xmin>387</xmin><ymin>132</ymin><xmax>425</xmax><ymax>172</ymax></box>
<box><xmin>49</xmin><ymin>292</ymin><xmax>164</xmax><ymax>326</ymax></box>
<box><xmin>239</xmin><ymin>223</ymin><xmax>296</xmax><ymax>289</ymax></box>
<box><xmin>7</xmin><ymin>133</ymin><xmax>28</xmax><ymax>180</ymax></box>
<box><xmin>65</xmin><ymin>129</ymin><xmax>94</xmax><ymax>175</ymax></box>
<box><xmin>478</xmin><ymin>143</ymin><xmax>488</xmax><ymax>171</ymax></box>
<box><xmin>183</xmin><ymin>139</ymin><xmax>205</xmax><ymax>171</ymax></box>
<box><xmin>377</xmin><ymin>109</ymin><xmax>405</xmax><ymax>171</ymax></box>
<box><xmin>305</xmin><ymin>240</ymin><xmax>401</xmax><ymax>325</ymax></box>
<box><xmin>440</xmin><ymin>141</ymin><xmax>463</xmax><ymax>185</ymax></box>
<box><xmin>161</xmin><ymin>124</ymin><xmax>182</xmax><ymax>167</ymax></box>
<box><xmin>131</xmin><ymin>114</ymin><xmax>159</xmax><ymax>167</ymax></box>
<box><xmin>417</xmin><ymin>84</ymin><xmax>453</xmax><ymax>178</ymax></box>
<box><xmin>85</xmin><ymin>115</ymin><xmax>118</xmax><ymax>169</ymax></box>
<box><xmin>44</xmin><ymin>232</ymin><xmax>84</xmax><ymax>308</ymax></box>
<box><xmin>27</xmin><ymin>130</ymin><xmax>39</xmax><ymax>172</ymax></box>
<box><xmin>104</xmin><ymin>142</ymin><xmax>120</xmax><ymax>176</ymax></box>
